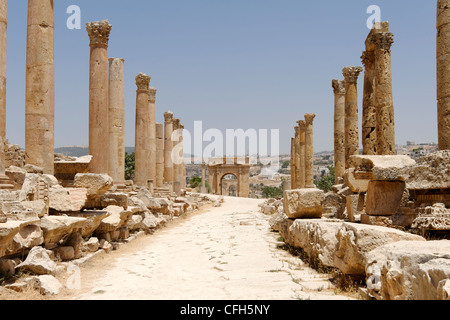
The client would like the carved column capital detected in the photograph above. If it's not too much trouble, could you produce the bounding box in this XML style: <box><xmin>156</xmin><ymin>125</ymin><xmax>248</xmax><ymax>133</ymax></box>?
<box><xmin>296</xmin><ymin>120</ymin><xmax>307</xmax><ymax>131</ymax></box>
<box><xmin>304</xmin><ymin>113</ymin><xmax>316</xmax><ymax>126</ymax></box>
<box><xmin>173</xmin><ymin>118</ymin><xmax>181</xmax><ymax>130</ymax></box>
<box><xmin>372</xmin><ymin>32</ymin><xmax>394</xmax><ymax>51</ymax></box>
<box><xmin>342</xmin><ymin>66</ymin><xmax>363</xmax><ymax>85</ymax></box>
<box><xmin>164</xmin><ymin>111</ymin><xmax>174</xmax><ymax>122</ymax></box>
<box><xmin>361</xmin><ymin>51</ymin><xmax>375</xmax><ymax>69</ymax></box>
<box><xmin>332</xmin><ymin>79</ymin><xmax>346</xmax><ymax>95</ymax></box>
<box><xmin>135</xmin><ymin>73</ymin><xmax>150</xmax><ymax>91</ymax></box>
<box><xmin>86</xmin><ymin>20</ymin><xmax>112</xmax><ymax>47</ymax></box>
<box><xmin>148</xmin><ymin>87</ymin><xmax>157</xmax><ymax>103</ymax></box>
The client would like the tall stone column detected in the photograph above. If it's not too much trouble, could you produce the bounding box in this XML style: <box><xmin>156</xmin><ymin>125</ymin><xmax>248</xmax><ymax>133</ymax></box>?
<box><xmin>172</xmin><ymin>118</ymin><xmax>182</xmax><ymax>195</ymax></box>
<box><xmin>86</xmin><ymin>20</ymin><xmax>112</xmax><ymax>174</ymax></box>
<box><xmin>180</xmin><ymin>123</ymin><xmax>186</xmax><ymax>190</ymax></box>
<box><xmin>297</xmin><ymin>120</ymin><xmax>307</xmax><ymax>189</ymax></box>
<box><xmin>373</xmin><ymin>32</ymin><xmax>396</xmax><ymax>155</ymax></box>
<box><xmin>343</xmin><ymin>66</ymin><xmax>363</xmax><ymax>168</ymax></box>
<box><xmin>108</xmin><ymin>58</ymin><xmax>125</xmax><ymax>183</ymax></box>
<box><xmin>148</xmin><ymin>87</ymin><xmax>157</xmax><ymax>184</ymax></box>
<box><xmin>438</xmin><ymin>0</ymin><xmax>450</xmax><ymax>150</ymax></box>
<box><xmin>361</xmin><ymin>51</ymin><xmax>377</xmax><ymax>155</ymax></box>
<box><xmin>164</xmin><ymin>111</ymin><xmax>174</xmax><ymax>185</ymax></box>
<box><xmin>134</xmin><ymin>73</ymin><xmax>151</xmax><ymax>187</ymax></box>
<box><xmin>304</xmin><ymin>114</ymin><xmax>316</xmax><ymax>188</ymax></box>
<box><xmin>290</xmin><ymin>137</ymin><xmax>296</xmax><ymax>189</ymax></box>
<box><xmin>155</xmin><ymin>123</ymin><xmax>164</xmax><ymax>187</ymax></box>
<box><xmin>0</xmin><ymin>0</ymin><xmax>6</xmax><ymax>140</ymax></box>
<box><xmin>294</xmin><ymin>126</ymin><xmax>301</xmax><ymax>189</ymax></box>
<box><xmin>25</xmin><ymin>0</ymin><xmax>55</xmax><ymax>175</ymax></box>
<box><xmin>332</xmin><ymin>79</ymin><xmax>346</xmax><ymax>184</ymax></box>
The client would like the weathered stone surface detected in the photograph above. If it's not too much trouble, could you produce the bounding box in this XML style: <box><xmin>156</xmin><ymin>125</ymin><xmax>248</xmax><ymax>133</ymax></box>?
<box><xmin>366</xmin><ymin>240</ymin><xmax>450</xmax><ymax>300</ymax></box>
<box><xmin>323</xmin><ymin>192</ymin><xmax>345</xmax><ymax>218</ymax></box>
<box><xmin>5</xmin><ymin>166</ymin><xmax>26</xmax><ymax>190</ymax></box>
<box><xmin>285</xmin><ymin>219</ymin><xmax>343</xmax><ymax>268</ymax></box>
<box><xmin>39</xmin><ymin>216</ymin><xmax>87</xmax><ymax>249</ymax></box>
<box><xmin>350</xmin><ymin>155</ymin><xmax>416</xmax><ymax>181</ymax></box>
<box><xmin>53</xmin><ymin>246</ymin><xmax>75</xmax><ymax>261</ymax></box>
<box><xmin>0</xmin><ymin>258</ymin><xmax>16</xmax><ymax>277</ymax></box>
<box><xmin>54</xmin><ymin>155</ymin><xmax>92</xmax><ymax>182</ymax></box>
<box><xmin>366</xmin><ymin>180</ymin><xmax>405</xmax><ymax>216</ymax></box>
<box><xmin>16</xmin><ymin>246</ymin><xmax>56</xmax><ymax>275</ymax></box>
<box><xmin>268</xmin><ymin>212</ymin><xmax>292</xmax><ymax>233</ymax></box>
<box><xmin>31</xmin><ymin>275</ymin><xmax>63</xmax><ymax>295</ymax></box>
<box><xmin>83</xmin><ymin>237</ymin><xmax>99</xmax><ymax>253</ymax></box>
<box><xmin>135</xmin><ymin>189</ymin><xmax>162</xmax><ymax>210</ymax></box>
<box><xmin>398</xmin><ymin>151</ymin><xmax>450</xmax><ymax>190</ymax></box>
<box><xmin>0</xmin><ymin>218</ymin><xmax>40</xmax><ymax>258</ymax></box>
<box><xmin>0</xmin><ymin>200</ymin><xmax>44</xmax><ymax>221</ymax></box>
<box><xmin>344</xmin><ymin>168</ymin><xmax>370</xmax><ymax>193</ymax></box>
<box><xmin>411</xmin><ymin>203</ymin><xmax>450</xmax><ymax>231</ymax></box>
<box><xmin>69</xmin><ymin>210</ymin><xmax>110</xmax><ymax>237</ymax></box>
<box><xmin>334</xmin><ymin>222</ymin><xmax>425</xmax><ymax>276</ymax></box>
<box><xmin>73</xmin><ymin>173</ymin><xmax>113</xmax><ymax>199</ymax></box>
<box><xmin>283</xmin><ymin>188</ymin><xmax>324</xmax><ymax>219</ymax></box>
<box><xmin>49</xmin><ymin>187</ymin><xmax>87</xmax><ymax>212</ymax></box>
<box><xmin>10</xmin><ymin>224</ymin><xmax>43</xmax><ymax>256</ymax></box>
<box><xmin>96</xmin><ymin>205</ymin><xmax>133</xmax><ymax>233</ymax></box>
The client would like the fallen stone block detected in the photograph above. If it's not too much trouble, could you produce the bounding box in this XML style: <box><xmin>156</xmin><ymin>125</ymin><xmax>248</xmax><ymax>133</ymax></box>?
<box><xmin>73</xmin><ymin>173</ymin><xmax>113</xmax><ymax>199</ymax></box>
<box><xmin>39</xmin><ymin>215</ymin><xmax>87</xmax><ymax>249</ymax></box>
<box><xmin>350</xmin><ymin>155</ymin><xmax>416</xmax><ymax>181</ymax></box>
<box><xmin>283</xmin><ymin>188</ymin><xmax>324</xmax><ymax>219</ymax></box>
<box><xmin>95</xmin><ymin>206</ymin><xmax>133</xmax><ymax>233</ymax></box>
<box><xmin>366</xmin><ymin>240</ymin><xmax>450</xmax><ymax>300</ymax></box>
<box><xmin>366</xmin><ymin>180</ymin><xmax>405</xmax><ymax>216</ymax></box>
<box><xmin>0</xmin><ymin>218</ymin><xmax>41</xmax><ymax>258</ymax></box>
<box><xmin>49</xmin><ymin>187</ymin><xmax>87</xmax><ymax>212</ymax></box>
<box><xmin>69</xmin><ymin>210</ymin><xmax>110</xmax><ymax>237</ymax></box>
<box><xmin>16</xmin><ymin>246</ymin><xmax>57</xmax><ymax>275</ymax></box>
<box><xmin>334</xmin><ymin>222</ymin><xmax>426</xmax><ymax>276</ymax></box>
<box><xmin>82</xmin><ymin>237</ymin><xmax>100</xmax><ymax>253</ymax></box>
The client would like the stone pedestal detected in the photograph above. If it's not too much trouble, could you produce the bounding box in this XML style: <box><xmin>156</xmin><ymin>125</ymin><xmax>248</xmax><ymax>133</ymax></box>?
<box><xmin>361</xmin><ymin>51</ymin><xmax>377</xmax><ymax>155</ymax></box>
<box><xmin>0</xmin><ymin>0</ymin><xmax>6</xmax><ymax>139</ymax></box>
<box><xmin>108</xmin><ymin>58</ymin><xmax>125</xmax><ymax>184</ymax></box>
<box><xmin>155</xmin><ymin>123</ymin><xmax>164</xmax><ymax>188</ymax></box>
<box><xmin>86</xmin><ymin>20</ymin><xmax>112</xmax><ymax>174</ymax></box>
<box><xmin>283</xmin><ymin>188</ymin><xmax>325</xmax><ymax>219</ymax></box>
<box><xmin>343</xmin><ymin>66</ymin><xmax>363</xmax><ymax>168</ymax></box>
<box><xmin>304</xmin><ymin>114</ymin><xmax>316</xmax><ymax>188</ymax></box>
<box><xmin>332</xmin><ymin>80</ymin><xmax>346</xmax><ymax>183</ymax></box>
<box><xmin>148</xmin><ymin>87</ymin><xmax>157</xmax><ymax>185</ymax></box>
<box><xmin>437</xmin><ymin>0</ymin><xmax>450</xmax><ymax>150</ymax></box>
<box><xmin>164</xmin><ymin>111</ymin><xmax>174</xmax><ymax>185</ymax></box>
<box><xmin>25</xmin><ymin>0</ymin><xmax>55</xmax><ymax>175</ymax></box>
<box><xmin>134</xmin><ymin>73</ymin><xmax>151</xmax><ymax>187</ymax></box>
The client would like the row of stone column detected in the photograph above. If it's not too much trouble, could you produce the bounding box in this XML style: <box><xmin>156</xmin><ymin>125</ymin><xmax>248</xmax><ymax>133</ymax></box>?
<box><xmin>290</xmin><ymin>113</ymin><xmax>315</xmax><ymax>189</ymax></box>
<box><xmin>332</xmin><ymin>22</ymin><xmax>396</xmax><ymax>183</ymax></box>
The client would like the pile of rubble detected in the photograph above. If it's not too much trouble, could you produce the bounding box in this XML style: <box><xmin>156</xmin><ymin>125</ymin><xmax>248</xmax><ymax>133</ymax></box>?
<box><xmin>0</xmin><ymin>152</ymin><xmax>213</xmax><ymax>296</ymax></box>
<box><xmin>266</xmin><ymin>151</ymin><xmax>450</xmax><ymax>300</ymax></box>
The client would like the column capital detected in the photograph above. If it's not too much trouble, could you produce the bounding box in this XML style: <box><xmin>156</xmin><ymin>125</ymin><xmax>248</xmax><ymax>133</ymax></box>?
<box><xmin>173</xmin><ymin>118</ymin><xmax>181</xmax><ymax>130</ymax></box>
<box><xmin>294</xmin><ymin>126</ymin><xmax>300</xmax><ymax>135</ymax></box>
<box><xmin>304</xmin><ymin>113</ymin><xmax>316</xmax><ymax>126</ymax></box>
<box><xmin>361</xmin><ymin>51</ymin><xmax>375</xmax><ymax>69</ymax></box>
<box><xmin>296</xmin><ymin>120</ymin><xmax>307</xmax><ymax>131</ymax></box>
<box><xmin>164</xmin><ymin>111</ymin><xmax>174</xmax><ymax>122</ymax></box>
<box><xmin>86</xmin><ymin>20</ymin><xmax>112</xmax><ymax>47</ymax></box>
<box><xmin>332</xmin><ymin>79</ymin><xmax>346</xmax><ymax>95</ymax></box>
<box><xmin>372</xmin><ymin>32</ymin><xmax>394</xmax><ymax>51</ymax></box>
<box><xmin>135</xmin><ymin>73</ymin><xmax>150</xmax><ymax>91</ymax></box>
<box><xmin>342</xmin><ymin>66</ymin><xmax>363</xmax><ymax>85</ymax></box>
<box><xmin>148</xmin><ymin>87</ymin><xmax>157</xmax><ymax>103</ymax></box>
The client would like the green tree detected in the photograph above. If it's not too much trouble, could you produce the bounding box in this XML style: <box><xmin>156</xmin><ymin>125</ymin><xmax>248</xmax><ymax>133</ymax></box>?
<box><xmin>281</xmin><ymin>160</ymin><xmax>290</xmax><ymax>169</ymax></box>
<box><xmin>262</xmin><ymin>186</ymin><xmax>284</xmax><ymax>199</ymax></box>
<box><xmin>189</xmin><ymin>176</ymin><xmax>202</xmax><ymax>188</ymax></box>
<box><xmin>125</xmin><ymin>152</ymin><xmax>135</xmax><ymax>181</ymax></box>
<box><xmin>315</xmin><ymin>166</ymin><xmax>335</xmax><ymax>193</ymax></box>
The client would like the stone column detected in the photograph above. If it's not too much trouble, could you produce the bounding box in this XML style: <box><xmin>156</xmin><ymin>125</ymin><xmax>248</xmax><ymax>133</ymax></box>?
<box><xmin>332</xmin><ymin>79</ymin><xmax>346</xmax><ymax>184</ymax></box>
<box><xmin>201</xmin><ymin>162</ymin><xmax>207</xmax><ymax>193</ymax></box>
<box><xmin>108</xmin><ymin>58</ymin><xmax>125</xmax><ymax>183</ymax></box>
<box><xmin>290</xmin><ymin>137</ymin><xmax>296</xmax><ymax>189</ymax></box>
<box><xmin>148</xmin><ymin>87</ymin><xmax>157</xmax><ymax>184</ymax></box>
<box><xmin>155</xmin><ymin>123</ymin><xmax>164</xmax><ymax>187</ymax></box>
<box><xmin>134</xmin><ymin>73</ymin><xmax>151</xmax><ymax>187</ymax></box>
<box><xmin>297</xmin><ymin>120</ymin><xmax>307</xmax><ymax>189</ymax></box>
<box><xmin>304</xmin><ymin>114</ymin><xmax>316</xmax><ymax>188</ymax></box>
<box><xmin>25</xmin><ymin>0</ymin><xmax>55</xmax><ymax>175</ymax></box>
<box><xmin>342</xmin><ymin>66</ymin><xmax>363</xmax><ymax>168</ymax></box>
<box><xmin>373</xmin><ymin>32</ymin><xmax>396</xmax><ymax>155</ymax></box>
<box><xmin>0</xmin><ymin>0</ymin><xmax>6</xmax><ymax>139</ymax></box>
<box><xmin>361</xmin><ymin>51</ymin><xmax>377</xmax><ymax>155</ymax></box>
<box><xmin>294</xmin><ymin>126</ymin><xmax>301</xmax><ymax>189</ymax></box>
<box><xmin>86</xmin><ymin>20</ymin><xmax>112</xmax><ymax>174</ymax></box>
<box><xmin>164</xmin><ymin>111</ymin><xmax>174</xmax><ymax>185</ymax></box>
<box><xmin>438</xmin><ymin>0</ymin><xmax>450</xmax><ymax>150</ymax></box>
<box><xmin>172</xmin><ymin>118</ymin><xmax>182</xmax><ymax>194</ymax></box>
<box><xmin>180</xmin><ymin>123</ymin><xmax>186</xmax><ymax>190</ymax></box>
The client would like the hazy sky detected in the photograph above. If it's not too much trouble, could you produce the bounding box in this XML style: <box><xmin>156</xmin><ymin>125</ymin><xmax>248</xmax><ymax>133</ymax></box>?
<box><xmin>4</xmin><ymin>0</ymin><xmax>437</xmax><ymax>155</ymax></box>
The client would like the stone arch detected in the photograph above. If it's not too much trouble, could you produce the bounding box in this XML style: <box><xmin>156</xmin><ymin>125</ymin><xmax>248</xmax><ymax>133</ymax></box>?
<box><xmin>207</xmin><ymin>157</ymin><xmax>250</xmax><ymax>198</ymax></box>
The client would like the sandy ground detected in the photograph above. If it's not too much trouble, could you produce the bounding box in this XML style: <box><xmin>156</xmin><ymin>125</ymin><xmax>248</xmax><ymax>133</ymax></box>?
<box><xmin>49</xmin><ymin>196</ymin><xmax>354</xmax><ymax>300</ymax></box>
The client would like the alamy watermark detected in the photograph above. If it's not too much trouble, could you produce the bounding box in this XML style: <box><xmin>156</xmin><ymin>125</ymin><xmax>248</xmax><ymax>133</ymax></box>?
<box><xmin>367</xmin><ymin>5</ymin><xmax>382</xmax><ymax>30</ymax></box>
<box><xmin>66</xmin><ymin>5</ymin><xmax>81</xmax><ymax>30</ymax></box>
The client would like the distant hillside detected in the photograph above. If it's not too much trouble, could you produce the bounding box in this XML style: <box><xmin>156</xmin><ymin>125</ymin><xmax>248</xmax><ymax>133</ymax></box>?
<box><xmin>55</xmin><ymin>146</ymin><xmax>135</xmax><ymax>157</ymax></box>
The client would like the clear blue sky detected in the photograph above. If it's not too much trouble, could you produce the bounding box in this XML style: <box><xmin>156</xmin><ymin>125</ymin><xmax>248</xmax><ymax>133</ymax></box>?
<box><xmin>4</xmin><ymin>0</ymin><xmax>437</xmax><ymax>154</ymax></box>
